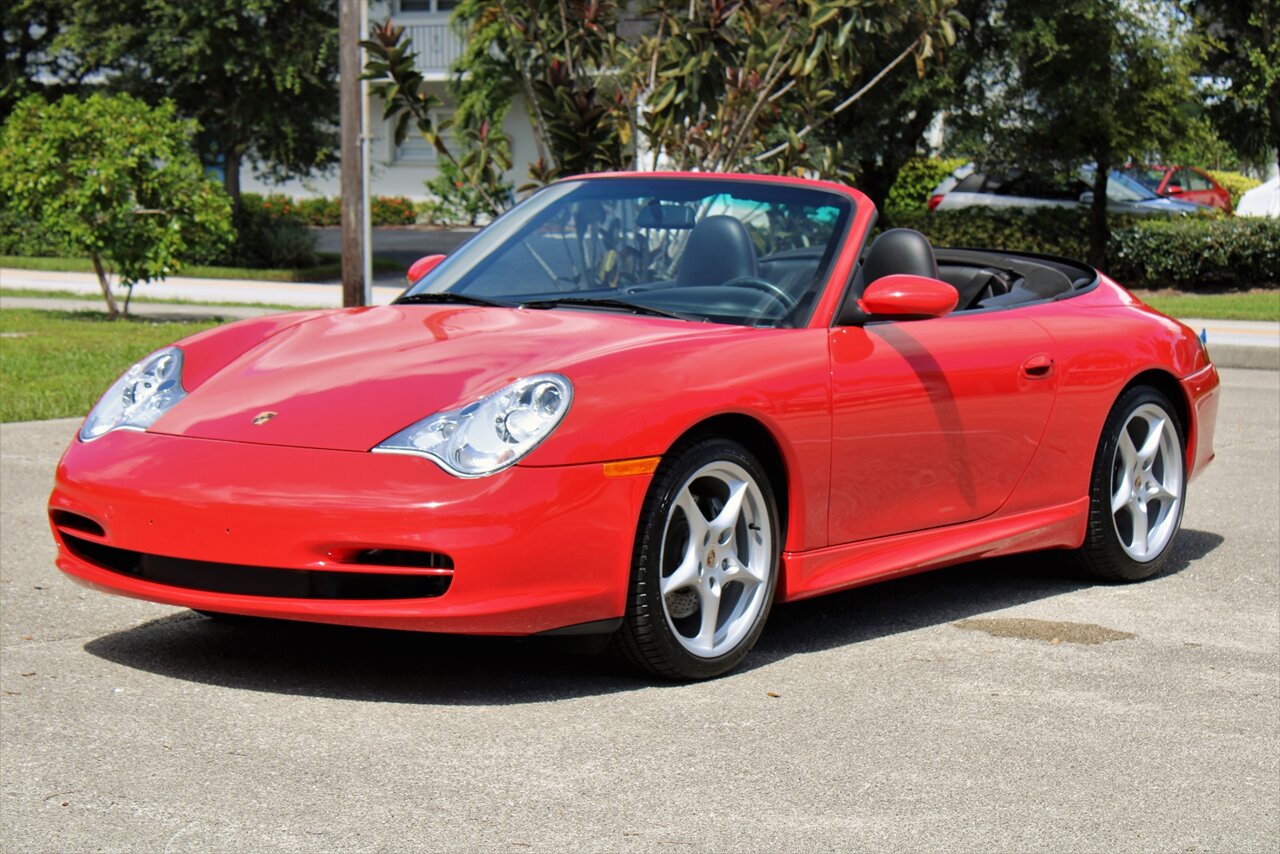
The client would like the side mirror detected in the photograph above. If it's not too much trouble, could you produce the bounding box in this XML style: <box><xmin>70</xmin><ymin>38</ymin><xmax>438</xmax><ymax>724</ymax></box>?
<box><xmin>859</xmin><ymin>274</ymin><xmax>958</xmax><ymax>319</ymax></box>
<box><xmin>407</xmin><ymin>254</ymin><xmax>446</xmax><ymax>283</ymax></box>
<box><xmin>1166</xmin><ymin>184</ymin><xmax>1184</xmax><ymax>195</ymax></box>
<box><xmin>1078</xmin><ymin>191</ymin><xmax>1095</xmax><ymax>205</ymax></box>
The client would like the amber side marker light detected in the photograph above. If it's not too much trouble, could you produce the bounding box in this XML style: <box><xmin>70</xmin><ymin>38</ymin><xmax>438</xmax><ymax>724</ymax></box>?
<box><xmin>602</xmin><ymin>457</ymin><xmax>662</xmax><ymax>478</ymax></box>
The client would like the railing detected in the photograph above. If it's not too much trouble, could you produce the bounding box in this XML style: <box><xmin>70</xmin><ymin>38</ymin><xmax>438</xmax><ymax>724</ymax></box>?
<box><xmin>403</xmin><ymin>22</ymin><xmax>463</xmax><ymax>76</ymax></box>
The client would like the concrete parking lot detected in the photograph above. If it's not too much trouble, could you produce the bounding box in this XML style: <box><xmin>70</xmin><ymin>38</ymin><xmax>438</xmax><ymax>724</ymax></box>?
<box><xmin>1</xmin><ymin>368</ymin><xmax>1276</xmax><ymax>853</ymax></box>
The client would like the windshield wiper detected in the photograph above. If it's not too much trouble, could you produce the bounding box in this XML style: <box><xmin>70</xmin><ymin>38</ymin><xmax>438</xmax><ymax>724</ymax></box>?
<box><xmin>394</xmin><ymin>292</ymin><xmax>514</xmax><ymax>308</ymax></box>
<box><xmin>519</xmin><ymin>296</ymin><xmax>693</xmax><ymax>321</ymax></box>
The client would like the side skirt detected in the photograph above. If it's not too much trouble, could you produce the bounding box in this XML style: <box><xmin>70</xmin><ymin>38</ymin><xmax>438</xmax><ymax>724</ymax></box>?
<box><xmin>778</xmin><ymin>497</ymin><xmax>1089</xmax><ymax>602</ymax></box>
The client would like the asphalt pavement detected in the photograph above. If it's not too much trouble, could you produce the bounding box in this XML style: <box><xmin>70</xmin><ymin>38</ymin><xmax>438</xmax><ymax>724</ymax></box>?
<box><xmin>1</xmin><ymin>368</ymin><xmax>1276</xmax><ymax>852</ymax></box>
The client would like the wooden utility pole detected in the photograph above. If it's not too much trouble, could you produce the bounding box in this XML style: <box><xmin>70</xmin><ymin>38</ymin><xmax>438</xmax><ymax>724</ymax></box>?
<box><xmin>339</xmin><ymin>0</ymin><xmax>365</xmax><ymax>307</ymax></box>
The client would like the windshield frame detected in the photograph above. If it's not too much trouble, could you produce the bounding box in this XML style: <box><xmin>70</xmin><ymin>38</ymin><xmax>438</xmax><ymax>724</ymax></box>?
<box><xmin>399</xmin><ymin>174</ymin><xmax>861</xmax><ymax>329</ymax></box>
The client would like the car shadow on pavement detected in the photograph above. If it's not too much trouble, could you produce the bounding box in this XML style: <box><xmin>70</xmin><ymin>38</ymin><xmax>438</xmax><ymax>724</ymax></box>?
<box><xmin>82</xmin><ymin>529</ymin><xmax>1222</xmax><ymax>704</ymax></box>
<box><xmin>747</xmin><ymin>527</ymin><xmax>1222</xmax><ymax>671</ymax></box>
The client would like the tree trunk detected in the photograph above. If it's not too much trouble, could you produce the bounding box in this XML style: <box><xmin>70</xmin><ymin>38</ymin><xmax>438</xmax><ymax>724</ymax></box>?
<box><xmin>223</xmin><ymin>150</ymin><xmax>242</xmax><ymax>208</ymax></box>
<box><xmin>90</xmin><ymin>253</ymin><xmax>120</xmax><ymax>319</ymax></box>
<box><xmin>1088</xmin><ymin>153</ymin><xmax>1110</xmax><ymax>269</ymax></box>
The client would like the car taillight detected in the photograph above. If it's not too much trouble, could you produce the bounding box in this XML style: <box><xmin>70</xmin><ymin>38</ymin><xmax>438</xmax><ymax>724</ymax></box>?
<box><xmin>927</xmin><ymin>194</ymin><xmax>944</xmax><ymax>211</ymax></box>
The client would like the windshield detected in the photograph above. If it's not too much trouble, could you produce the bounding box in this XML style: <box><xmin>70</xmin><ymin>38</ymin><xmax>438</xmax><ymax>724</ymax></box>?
<box><xmin>401</xmin><ymin>178</ymin><xmax>853</xmax><ymax>328</ymax></box>
<box><xmin>1105</xmin><ymin>171</ymin><xmax>1161</xmax><ymax>202</ymax></box>
<box><xmin>1119</xmin><ymin>165</ymin><xmax>1167</xmax><ymax>191</ymax></box>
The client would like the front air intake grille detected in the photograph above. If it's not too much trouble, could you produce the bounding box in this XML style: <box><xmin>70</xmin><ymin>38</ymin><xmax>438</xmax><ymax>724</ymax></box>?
<box><xmin>61</xmin><ymin>534</ymin><xmax>451</xmax><ymax>600</ymax></box>
<box><xmin>50</xmin><ymin>510</ymin><xmax>106</xmax><ymax>538</ymax></box>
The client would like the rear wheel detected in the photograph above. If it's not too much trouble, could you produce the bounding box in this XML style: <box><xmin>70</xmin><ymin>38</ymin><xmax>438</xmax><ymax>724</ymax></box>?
<box><xmin>1076</xmin><ymin>386</ymin><xmax>1186</xmax><ymax>582</ymax></box>
<box><xmin>612</xmin><ymin>437</ymin><xmax>780</xmax><ymax>680</ymax></box>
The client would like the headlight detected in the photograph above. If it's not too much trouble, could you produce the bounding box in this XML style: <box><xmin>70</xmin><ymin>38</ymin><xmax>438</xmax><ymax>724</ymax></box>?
<box><xmin>373</xmin><ymin>373</ymin><xmax>573</xmax><ymax>477</ymax></box>
<box><xmin>80</xmin><ymin>347</ymin><xmax>188</xmax><ymax>442</ymax></box>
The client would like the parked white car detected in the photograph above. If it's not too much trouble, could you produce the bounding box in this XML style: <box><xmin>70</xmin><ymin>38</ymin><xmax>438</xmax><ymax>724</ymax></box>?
<box><xmin>1236</xmin><ymin>176</ymin><xmax>1280</xmax><ymax>218</ymax></box>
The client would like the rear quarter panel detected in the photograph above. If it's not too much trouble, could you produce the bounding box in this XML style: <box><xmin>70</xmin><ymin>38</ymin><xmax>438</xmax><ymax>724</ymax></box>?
<box><xmin>998</xmin><ymin>276</ymin><xmax>1209</xmax><ymax>514</ymax></box>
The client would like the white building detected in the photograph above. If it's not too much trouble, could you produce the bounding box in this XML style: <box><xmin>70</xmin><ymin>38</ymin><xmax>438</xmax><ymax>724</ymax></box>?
<box><xmin>241</xmin><ymin>1</ymin><xmax>539</xmax><ymax>201</ymax></box>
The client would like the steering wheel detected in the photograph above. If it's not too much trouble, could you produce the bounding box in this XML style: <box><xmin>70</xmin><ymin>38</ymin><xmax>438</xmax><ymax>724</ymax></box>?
<box><xmin>721</xmin><ymin>276</ymin><xmax>799</xmax><ymax>312</ymax></box>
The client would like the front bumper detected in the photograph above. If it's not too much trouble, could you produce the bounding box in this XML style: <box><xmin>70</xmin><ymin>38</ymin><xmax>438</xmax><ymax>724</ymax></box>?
<box><xmin>49</xmin><ymin>431</ymin><xmax>652</xmax><ymax>634</ymax></box>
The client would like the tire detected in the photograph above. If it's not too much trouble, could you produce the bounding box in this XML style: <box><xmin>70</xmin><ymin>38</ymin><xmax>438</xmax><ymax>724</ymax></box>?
<box><xmin>611</xmin><ymin>436</ymin><xmax>781</xmax><ymax>680</ymax></box>
<box><xmin>1076</xmin><ymin>385</ymin><xmax>1186</xmax><ymax>582</ymax></box>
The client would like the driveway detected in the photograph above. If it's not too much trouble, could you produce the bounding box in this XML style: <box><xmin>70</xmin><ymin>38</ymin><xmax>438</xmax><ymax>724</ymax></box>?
<box><xmin>1</xmin><ymin>368</ymin><xmax>1276</xmax><ymax>852</ymax></box>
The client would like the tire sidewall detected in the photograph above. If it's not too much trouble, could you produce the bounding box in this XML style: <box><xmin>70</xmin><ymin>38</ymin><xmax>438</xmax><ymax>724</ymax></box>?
<box><xmin>631</xmin><ymin>437</ymin><xmax>781</xmax><ymax>679</ymax></box>
<box><xmin>1086</xmin><ymin>386</ymin><xmax>1187</xmax><ymax>581</ymax></box>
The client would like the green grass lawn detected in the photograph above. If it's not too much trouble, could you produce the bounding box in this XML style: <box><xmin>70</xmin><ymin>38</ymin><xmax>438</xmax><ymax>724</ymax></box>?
<box><xmin>0</xmin><ymin>253</ymin><xmax>403</xmax><ymax>282</ymax></box>
<box><xmin>1133</xmin><ymin>289</ymin><xmax>1280</xmax><ymax>322</ymax></box>
<box><xmin>1</xmin><ymin>309</ymin><xmax>225</xmax><ymax>423</ymax></box>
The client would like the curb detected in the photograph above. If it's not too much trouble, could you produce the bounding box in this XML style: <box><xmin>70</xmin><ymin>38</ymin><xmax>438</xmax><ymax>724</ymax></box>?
<box><xmin>1208</xmin><ymin>344</ymin><xmax>1280</xmax><ymax>372</ymax></box>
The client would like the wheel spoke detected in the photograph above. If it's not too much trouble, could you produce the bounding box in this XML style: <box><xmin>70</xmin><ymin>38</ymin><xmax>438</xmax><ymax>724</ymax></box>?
<box><xmin>1137</xmin><ymin>417</ymin><xmax>1166</xmax><ymax>465</ymax></box>
<box><xmin>722</xmin><ymin>554</ymin><xmax>764</xmax><ymax>588</ymax></box>
<box><xmin>1118</xmin><ymin>430</ymin><xmax>1139</xmax><ymax>473</ymax></box>
<box><xmin>661</xmin><ymin>549</ymin><xmax>701</xmax><ymax>596</ymax></box>
<box><xmin>1129</xmin><ymin>498</ymin><xmax>1150</xmax><ymax>556</ymax></box>
<box><xmin>708</xmin><ymin>479</ymin><xmax>748</xmax><ymax>541</ymax></box>
<box><xmin>693</xmin><ymin>582</ymin><xmax>721</xmax><ymax>653</ymax></box>
<box><xmin>1112</xmin><ymin>476</ymin><xmax>1132</xmax><ymax>513</ymax></box>
<box><xmin>674</xmin><ymin>486</ymin><xmax>710</xmax><ymax>546</ymax></box>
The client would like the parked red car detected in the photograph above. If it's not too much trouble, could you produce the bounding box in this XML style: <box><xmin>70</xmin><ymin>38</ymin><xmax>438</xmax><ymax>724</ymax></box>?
<box><xmin>50</xmin><ymin>173</ymin><xmax>1219</xmax><ymax>679</ymax></box>
<box><xmin>1120</xmin><ymin>164</ymin><xmax>1232</xmax><ymax>212</ymax></box>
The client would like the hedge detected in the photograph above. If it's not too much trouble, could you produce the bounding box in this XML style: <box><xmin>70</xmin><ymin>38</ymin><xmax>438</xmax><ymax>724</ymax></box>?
<box><xmin>884</xmin><ymin>157</ymin><xmax>968</xmax><ymax>213</ymax></box>
<box><xmin>1108</xmin><ymin>217</ymin><xmax>1280</xmax><ymax>290</ymax></box>
<box><xmin>883</xmin><ymin>209</ymin><xmax>1279</xmax><ymax>291</ymax></box>
<box><xmin>252</xmin><ymin>194</ymin><xmax>417</xmax><ymax>227</ymax></box>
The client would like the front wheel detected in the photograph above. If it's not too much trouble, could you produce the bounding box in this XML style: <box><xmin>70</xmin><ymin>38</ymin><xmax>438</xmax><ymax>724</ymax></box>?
<box><xmin>1076</xmin><ymin>386</ymin><xmax>1186</xmax><ymax>582</ymax></box>
<box><xmin>612</xmin><ymin>437</ymin><xmax>780</xmax><ymax>679</ymax></box>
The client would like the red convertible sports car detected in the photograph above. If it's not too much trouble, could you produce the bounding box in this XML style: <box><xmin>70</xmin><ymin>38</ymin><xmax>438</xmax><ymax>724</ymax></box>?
<box><xmin>50</xmin><ymin>173</ymin><xmax>1219</xmax><ymax>679</ymax></box>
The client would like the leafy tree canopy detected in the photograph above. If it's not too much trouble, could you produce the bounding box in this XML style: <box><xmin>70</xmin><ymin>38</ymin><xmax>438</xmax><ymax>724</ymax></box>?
<box><xmin>0</xmin><ymin>94</ymin><xmax>234</xmax><ymax>317</ymax></box>
<box><xmin>1194</xmin><ymin>0</ymin><xmax>1278</xmax><ymax>173</ymax></box>
<box><xmin>950</xmin><ymin>0</ymin><xmax>1200</xmax><ymax>265</ymax></box>
<box><xmin>58</xmin><ymin>0</ymin><xmax>340</xmax><ymax>202</ymax></box>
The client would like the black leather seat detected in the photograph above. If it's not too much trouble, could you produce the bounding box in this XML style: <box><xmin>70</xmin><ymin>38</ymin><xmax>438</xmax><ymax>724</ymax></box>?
<box><xmin>836</xmin><ymin>228</ymin><xmax>939</xmax><ymax>324</ymax></box>
<box><xmin>676</xmin><ymin>216</ymin><xmax>759</xmax><ymax>286</ymax></box>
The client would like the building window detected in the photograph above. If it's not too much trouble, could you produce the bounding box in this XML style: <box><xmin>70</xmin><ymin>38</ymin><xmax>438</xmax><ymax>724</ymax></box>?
<box><xmin>396</xmin><ymin>0</ymin><xmax>457</xmax><ymax>13</ymax></box>
<box><xmin>393</xmin><ymin>112</ymin><xmax>453</xmax><ymax>163</ymax></box>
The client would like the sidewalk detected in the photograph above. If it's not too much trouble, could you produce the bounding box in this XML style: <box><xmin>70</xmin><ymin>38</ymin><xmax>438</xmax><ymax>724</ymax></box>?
<box><xmin>3</xmin><ymin>267</ymin><xmax>1277</xmax><ymax>370</ymax></box>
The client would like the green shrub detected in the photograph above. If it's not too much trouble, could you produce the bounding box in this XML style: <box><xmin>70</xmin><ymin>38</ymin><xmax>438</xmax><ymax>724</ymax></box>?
<box><xmin>197</xmin><ymin>193</ymin><xmax>318</xmax><ymax>269</ymax></box>
<box><xmin>0</xmin><ymin>199</ymin><xmax>75</xmax><ymax>257</ymax></box>
<box><xmin>257</xmin><ymin>195</ymin><xmax>416</xmax><ymax>227</ymax></box>
<box><xmin>883</xmin><ymin>208</ymin><xmax>1145</xmax><ymax>259</ymax></box>
<box><xmin>884</xmin><ymin>157</ymin><xmax>968</xmax><ymax>214</ymax></box>
<box><xmin>1206</xmin><ymin>170</ymin><xmax>1262</xmax><ymax>209</ymax></box>
<box><xmin>884</xmin><ymin>208</ymin><xmax>1278</xmax><ymax>291</ymax></box>
<box><xmin>371</xmin><ymin>195</ymin><xmax>417</xmax><ymax>226</ymax></box>
<box><xmin>294</xmin><ymin>196</ymin><xmax>341</xmax><ymax>226</ymax></box>
<box><xmin>1109</xmin><ymin>217</ymin><xmax>1280</xmax><ymax>291</ymax></box>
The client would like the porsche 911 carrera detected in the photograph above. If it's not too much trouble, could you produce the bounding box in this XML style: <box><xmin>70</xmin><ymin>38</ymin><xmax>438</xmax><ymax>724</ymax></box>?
<box><xmin>49</xmin><ymin>173</ymin><xmax>1219</xmax><ymax>679</ymax></box>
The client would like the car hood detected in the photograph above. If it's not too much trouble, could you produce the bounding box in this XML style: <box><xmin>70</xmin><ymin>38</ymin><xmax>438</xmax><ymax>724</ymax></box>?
<box><xmin>151</xmin><ymin>304</ymin><xmax>740</xmax><ymax>452</ymax></box>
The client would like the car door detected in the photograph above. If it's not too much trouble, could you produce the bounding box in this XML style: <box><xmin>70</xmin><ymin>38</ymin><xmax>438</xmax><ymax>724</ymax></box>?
<box><xmin>1183</xmin><ymin>168</ymin><xmax>1223</xmax><ymax>210</ymax></box>
<box><xmin>827</xmin><ymin>312</ymin><xmax>1058</xmax><ymax>544</ymax></box>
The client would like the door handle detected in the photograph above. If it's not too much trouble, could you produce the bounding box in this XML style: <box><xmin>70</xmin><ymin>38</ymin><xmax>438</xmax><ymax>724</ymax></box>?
<box><xmin>1021</xmin><ymin>353</ymin><xmax>1055</xmax><ymax>379</ymax></box>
